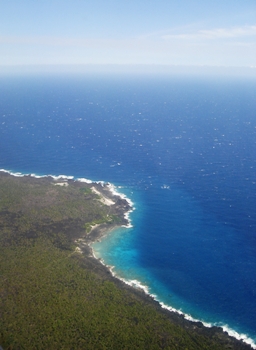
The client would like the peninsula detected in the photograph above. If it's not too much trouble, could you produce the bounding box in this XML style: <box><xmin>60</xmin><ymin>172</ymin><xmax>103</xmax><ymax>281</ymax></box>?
<box><xmin>0</xmin><ymin>171</ymin><xmax>252</xmax><ymax>349</ymax></box>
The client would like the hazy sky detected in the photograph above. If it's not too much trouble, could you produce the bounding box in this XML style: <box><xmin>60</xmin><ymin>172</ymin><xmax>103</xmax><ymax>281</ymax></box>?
<box><xmin>1</xmin><ymin>0</ymin><xmax>256</xmax><ymax>67</ymax></box>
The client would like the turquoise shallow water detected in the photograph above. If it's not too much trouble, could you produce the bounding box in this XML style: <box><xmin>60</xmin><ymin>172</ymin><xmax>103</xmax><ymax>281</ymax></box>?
<box><xmin>0</xmin><ymin>73</ymin><xmax>256</xmax><ymax>347</ymax></box>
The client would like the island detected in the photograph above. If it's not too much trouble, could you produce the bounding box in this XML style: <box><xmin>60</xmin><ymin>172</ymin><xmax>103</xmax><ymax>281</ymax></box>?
<box><xmin>0</xmin><ymin>171</ymin><xmax>253</xmax><ymax>349</ymax></box>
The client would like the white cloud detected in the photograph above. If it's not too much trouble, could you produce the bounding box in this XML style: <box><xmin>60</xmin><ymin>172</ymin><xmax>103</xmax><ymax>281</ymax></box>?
<box><xmin>0</xmin><ymin>25</ymin><xmax>256</xmax><ymax>67</ymax></box>
<box><xmin>162</xmin><ymin>25</ymin><xmax>256</xmax><ymax>40</ymax></box>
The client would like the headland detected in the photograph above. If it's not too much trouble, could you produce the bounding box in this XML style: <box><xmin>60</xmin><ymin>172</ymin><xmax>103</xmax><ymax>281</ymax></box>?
<box><xmin>0</xmin><ymin>170</ymin><xmax>253</xmax><ymax>349</ymax></box>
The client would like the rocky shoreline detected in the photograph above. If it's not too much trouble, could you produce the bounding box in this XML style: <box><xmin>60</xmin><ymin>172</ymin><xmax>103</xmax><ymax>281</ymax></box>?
<box><xmin>0</xmin><ymin>170</ymin><xmax>253</xmax><ymax>349</ymax></box>
<box><xmin>78</xmin><ymin>241</ymin><xmax>252</xmax><ymax>349</ymax></box>
<box><xmin>71</xmin><ymin>179</ymin><xmax>253</xmax><ymax>349</ymax></box>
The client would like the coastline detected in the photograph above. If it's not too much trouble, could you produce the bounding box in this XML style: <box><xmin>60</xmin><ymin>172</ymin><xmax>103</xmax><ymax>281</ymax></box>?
<box><xmin>89</xmin><ymin>240</ymin><xmax>256</xmax><ymax>350</ymax></box>
<box><xmin>0</xmin><ymin>168</ymin><xmax>254</xmax><ymax>349</ymax></box>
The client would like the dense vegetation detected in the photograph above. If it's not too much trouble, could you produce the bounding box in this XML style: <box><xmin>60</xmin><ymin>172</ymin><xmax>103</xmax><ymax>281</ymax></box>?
<box><xmin>0</xmin><ymin>173</ymin><xmax>251</xmax><ymax>349</ymax></box>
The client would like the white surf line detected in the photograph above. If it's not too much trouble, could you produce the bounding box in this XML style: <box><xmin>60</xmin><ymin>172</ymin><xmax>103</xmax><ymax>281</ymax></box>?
<box><xmin>91</xmin><ymin>245</ymin><xmax>256</xmax><ymax>349</ymax></box>
<box><xmin>2</xmin><ymin>168</ymin><xmax>253</xmax><ymax>348</ymax></box>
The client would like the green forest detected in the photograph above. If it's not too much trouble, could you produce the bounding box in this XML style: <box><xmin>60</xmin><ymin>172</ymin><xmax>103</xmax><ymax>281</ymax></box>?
<box><xmin>0</xmin><ymin>173</ymin><xmax>250</xmax><ymax>349</ymax></box>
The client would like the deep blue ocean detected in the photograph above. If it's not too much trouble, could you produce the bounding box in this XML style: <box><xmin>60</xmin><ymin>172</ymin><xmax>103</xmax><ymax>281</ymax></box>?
<box><xmin>1</xmin><ymin>72</ymin><xmax>256</xmax><ymax>347</ymax></box>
